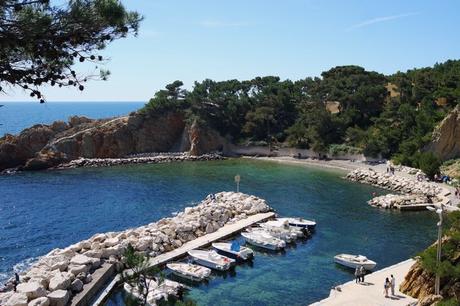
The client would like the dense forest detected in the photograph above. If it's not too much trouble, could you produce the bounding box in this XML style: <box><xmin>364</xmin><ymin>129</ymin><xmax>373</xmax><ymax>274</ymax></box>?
<box><xmin>142</xmin><ymin>59</ymin><xmax>460</xmax><ymax>170</ymax></box>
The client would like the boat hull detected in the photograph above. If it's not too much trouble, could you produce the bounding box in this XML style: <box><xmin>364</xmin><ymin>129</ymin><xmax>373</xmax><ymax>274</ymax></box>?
<box><xmin>334</xmin><ymin>257</ymin><xmax>376</xmax><ymax>270</ymax></box>
<box><xmin>191</xmin><ymin>257</ymin><xmax>232</xmax><ymax>271</ymax></box>
<box><xmin>212</xmin><ymin>244</ymin><xmax>254</xmax><ymax>261</ymax></box>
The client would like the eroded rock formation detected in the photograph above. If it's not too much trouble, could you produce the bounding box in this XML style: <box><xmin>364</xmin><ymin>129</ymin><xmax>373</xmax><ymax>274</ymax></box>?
<box><xmin>426</xmin><ymin>106</ymin><xmax>460</xmax><ymax>161</ymax></box>
<box><xmin>0</xmin><ymin>111</ymin><xmax>229</xmax><ymax>172</ymax></box>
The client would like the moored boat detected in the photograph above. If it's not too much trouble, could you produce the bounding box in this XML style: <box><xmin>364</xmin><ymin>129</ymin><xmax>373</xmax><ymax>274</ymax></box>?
<box><xmin>334</xmin><ymin>253</ymin><xmax>377</xmax><ymax>270</ymax></box>
<box><xmin>277</xmin><ymin>217</ymin><xmax>316</xmax><ymax>230</ymax></box>
<box><xmin>187</xmin><ymin>250</ymin><xmax>235</xmax><ymax>271</ymax></box>
<box><xmin>212</xmin><ymin>241</ymin><xmax>254</xmax><ymax>261</ymax></box>
<box><xmin>166</xmin><ymin>262</ymin><xmax>211</xmax><ymax>281</ymax></box>
<box><xmin>251</xmin><ymin>227</ymin><xmax>295</xmax><ymax>243</ymax></box>
<box><xmin>241</xmin><ymin>230</ymin><xmax>286</xmax><ymax>250</ymax></box>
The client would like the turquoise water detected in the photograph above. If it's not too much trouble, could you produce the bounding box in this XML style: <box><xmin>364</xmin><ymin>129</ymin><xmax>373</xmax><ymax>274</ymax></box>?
<box><xmin>0</xmin><ymin>159</ymin><xmax>437</xmax><ymax>305</ymax></box>
<box><xmin>0</xmin><ymin>102</ymin><xmax>144</xmax><ymax>136</ymax></box>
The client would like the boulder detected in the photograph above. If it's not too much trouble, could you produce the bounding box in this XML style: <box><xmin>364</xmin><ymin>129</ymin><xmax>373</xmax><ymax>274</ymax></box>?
<box><xmin>68</xmin><ymin>265</ymin><xmax>89</xmax><ymax>276</ymax></box>
<box><xmin>17</xmin><ymin>282</ymin><xmax>47</xmax><ymax>299</ymax></box>
<box><xmin>83</xmin><ymin>249</ymin><xmax>102</xmax><ymax>258</ymax></box>
<box><xmin>48</xmin><ymin>273</ymin><xmax>71</xmax><ymax>291</ymax></box>
<box><xmin>83</xmin><ymin>274</ymin><xmax>92</xmax><ymax>284</ymax></box>
<box><xmin>70</xmin><ymin>279</ymin><xmax>83</xmax><ymax>293</ymax></box>
<box><xmin>47</xmin><ymin>290</ymin><xmax>69</xmax><ymax>306</ymax></box>
<box><xmin>6</xmin><ymin>293</ymin><xmax>28</xmax><ymax>306</ymax></box>
<box><xmin>28</xmin><ymin>297</ymin><xmax>50</xmax><ymax>306</ymax></box>
<box><xmin>50</xmin><ymin>261</ymin><xmax>68</xmax><ymax>272</ymax></box>
<box><xmin>70</xmin><ymin>254</ymin><xmax>92</xmax><ymax>266</ymax></box>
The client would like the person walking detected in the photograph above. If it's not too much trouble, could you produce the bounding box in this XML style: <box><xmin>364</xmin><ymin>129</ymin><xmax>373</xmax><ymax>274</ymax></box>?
<box><xmin>355</xmin><ymin>266</ymin><xmax>360</xmax><ymax>283</ymax></box>
<box><xmin>359</xmin><ymin>265</ymin><xmax>365</xmax><ymax>282</ymax></box>
<box><xmin>384</xmin><ymin>277</ymin><xmax>390</xmax><ymax>297</ymax></box>
<box><xmin>390</xmin><ymin>274</ymin><xmax>396</xmax><ymax>296</ymax></box>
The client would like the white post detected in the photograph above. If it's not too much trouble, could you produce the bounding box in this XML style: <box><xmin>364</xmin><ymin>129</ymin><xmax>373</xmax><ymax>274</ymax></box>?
<box><xmin>234</xmin><ymin>175</ymin><xmax>241</xmax><ymax>193</ymax></box>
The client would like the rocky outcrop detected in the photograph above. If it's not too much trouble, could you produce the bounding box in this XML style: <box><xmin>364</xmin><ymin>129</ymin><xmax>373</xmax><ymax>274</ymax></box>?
<box><xmin>401</xmin><ymin>259</ymin><xmax>460</xmax><ymax>305</ymax></box>
<box><xmin>0</xmin><ymin>192</ymin><xmax>272</xmax><ymax>305</ymax></box>
<box><xmin>426</xmin><ymin>106</ymin><xmax>460</xmax><ymax>161</ymax></box>
<box><xmin>346</xmin><ymin>168</ymin><xmax>451</xmax><ymax>210</ymax></box>
<box><xmin>1</xmin><ymin>111</ymin><xmax>230</xmax><ymax>172</ymax></box>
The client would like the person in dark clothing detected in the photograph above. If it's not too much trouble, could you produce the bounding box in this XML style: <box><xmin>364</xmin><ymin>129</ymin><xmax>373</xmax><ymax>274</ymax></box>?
<box><xmin>13</xmin><ymin>273</ymin><xmax>19</xmax><ymax>292</ymax></box>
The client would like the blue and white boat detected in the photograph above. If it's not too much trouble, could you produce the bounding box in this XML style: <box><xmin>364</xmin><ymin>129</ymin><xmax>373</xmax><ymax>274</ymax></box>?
<box><xmin>212</xmin><ymin>241</ymin><xmax>254</xmax><ymax>261</ymax></box>
<box><xmin>277</xmin><ymin>217</ymin><xmax>316</xmax><ymax>230</ymax></box>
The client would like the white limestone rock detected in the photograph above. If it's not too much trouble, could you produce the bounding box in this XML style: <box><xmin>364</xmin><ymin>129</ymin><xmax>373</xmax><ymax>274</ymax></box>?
<box><xmin>17</xmin><ymin>282</ymin><xmax>47</xmax><ymax>299</ymax></box>
<box><xmin>46</xmin><ymin>290</ymin><xmax>69</xmax><ymax>306</ymax></box>
<box><xmin>68</xmin><ymin>264</ymin><xmax>89</xmax><ymax>276</ymax></box>
<box><xmin>6</xmin><ymin>293</ymin><xmax>28</xmax><ymax>306</ymax></box>
<box><xmin>70</xmin><ymin>254</ymin><xmax>92</xmax><ymax>266</ymax></box>
<box><xmin>28</xmin><ymin>297</ymin><xmax>50</xmax><ymax>306</ymax></box>
<box><xmin>48</xmin><ymin>272</ymin><xmax>71</xmax><ymax>291</ymax></box>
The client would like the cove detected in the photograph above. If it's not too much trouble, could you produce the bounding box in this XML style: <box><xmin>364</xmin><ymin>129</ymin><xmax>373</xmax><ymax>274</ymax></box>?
<box><xmin>0</xmin><ymin>159</ymin><xmax>436</xmax><ymax>305</ymax></box>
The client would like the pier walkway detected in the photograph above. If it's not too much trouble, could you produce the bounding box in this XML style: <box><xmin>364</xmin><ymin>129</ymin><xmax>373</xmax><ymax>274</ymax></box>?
<box><xmin>91</xmin><ymin>211</ymin><xmax>275</xmax><ymax>305</ymax></box>
<box><xmin>311</xmin><ymin>259</ymin><xmax>417</xmax><ymax>306</ymax></box>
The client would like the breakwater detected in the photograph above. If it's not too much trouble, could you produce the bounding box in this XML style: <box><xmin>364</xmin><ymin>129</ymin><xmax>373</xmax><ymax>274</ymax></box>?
<box><xmin>54</xmin><ymin>153</ymin><xmax>224</xmax><ymax>169</ymax></box>
<box><xmin>0</xmin><ymin>192</ymin><xmax>271</xmax><ymax>306</ymax></box>
<box><xmin>346</xmin><ymin>169</ymin><xmax>450</xmax><ymax>210</ymax></box>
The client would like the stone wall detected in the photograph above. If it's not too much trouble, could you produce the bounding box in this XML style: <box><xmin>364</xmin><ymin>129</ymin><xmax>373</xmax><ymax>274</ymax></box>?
<box><xmin>0</xmin><ymin>192</ymin><xmax>271</xmax><ymax>306</ymax></box>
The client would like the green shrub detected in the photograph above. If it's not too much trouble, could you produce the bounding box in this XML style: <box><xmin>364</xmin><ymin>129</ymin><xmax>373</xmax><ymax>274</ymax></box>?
<box><xmin>416</xmin><ymin>152</ymin><xmax>441</xmax><ymax>179</ymax></box>
<box><xmin>328</xmin><ymin>144</ymin><xmax>362</xmax><ymax>156</ymax></box>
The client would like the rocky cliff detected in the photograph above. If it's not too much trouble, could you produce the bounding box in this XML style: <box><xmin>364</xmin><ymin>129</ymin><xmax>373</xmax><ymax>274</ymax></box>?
<box><xmin>0</xmin><ymin>111</ymin><xmax>229</xmax><ymax>172</ymax></box>
<box><xmin>426</xmin><ymin>106</ymin><xmax>460</xmax><ymax>161</ymax></box>
<box><xmin>401</xmin><ymin>259</ymin><xmax>460</xmax><ymax>305</ymax></box>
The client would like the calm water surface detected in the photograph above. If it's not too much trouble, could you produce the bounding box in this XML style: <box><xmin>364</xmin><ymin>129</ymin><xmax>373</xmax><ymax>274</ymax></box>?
<box><xmin>0</xmin><ymin>159</ymin><xmax>437</xmax><ymax>305</ymax></box>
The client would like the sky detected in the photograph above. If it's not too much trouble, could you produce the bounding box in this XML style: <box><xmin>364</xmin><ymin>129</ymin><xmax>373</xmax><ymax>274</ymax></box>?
<box><xmin>2</xmin><ymin>0</ymin><xmax>460</xmax><ymax>102</ymax></box>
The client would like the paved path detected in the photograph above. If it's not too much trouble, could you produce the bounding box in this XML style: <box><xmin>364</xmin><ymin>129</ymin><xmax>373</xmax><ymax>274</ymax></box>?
<box><xmin>311</xmin><ymin>259</ymin><xmax>417</xmax><ymax>306</ymax></box>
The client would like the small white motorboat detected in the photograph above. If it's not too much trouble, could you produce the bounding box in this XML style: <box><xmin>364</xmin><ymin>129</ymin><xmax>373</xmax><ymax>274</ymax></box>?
<box><xmin>251</xmin><ymin>227</ymin><xmax>295</xmax><ymax>243</ymax></box>
<box><xmin>334</xmin><ymin>254</ymin><xmax>377</xmax><ymax>270</ymax></box>
<box><xmin>260</xmin><ymin>220</ymin><xmax>305</xmax><ymax>239</ymax></box>
<box><xmin>241</xmin><ymin>230</ymin><xmax>286</xmax><ymax>251</ymax></box>
<box><xmin>212</xmin><ymin>242</ymin><xmax>254</xmax><ymax>261</ymax></box>
<box><xmin>277</xmin><ymin>217</ymin><xmax>316</xmax><ymax>230</ymax></box>
<box><xmin>187</xmin><ymin>250</ymin><xmax>235</xmax><ymax>271</ymax></box>
<box><xmin>166</xmin><ymin>262</ymin><xmax>211</xmax><ymax>281</ymax></box>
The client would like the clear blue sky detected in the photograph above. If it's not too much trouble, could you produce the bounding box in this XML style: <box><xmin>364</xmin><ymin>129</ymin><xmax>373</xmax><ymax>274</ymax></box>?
<box><xmin>3</xmin><ymin>0</ymin><xmax>460</xmax><ymax>102</ymax></box>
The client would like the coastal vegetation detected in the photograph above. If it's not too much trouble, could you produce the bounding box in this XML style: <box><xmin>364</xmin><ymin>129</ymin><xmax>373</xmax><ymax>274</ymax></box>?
<box><xmin>0</xmin><ymin>0</ymin><xmax>141</xmax><ymax>101</ymax></box>
<box><xmin>418</xmin><ymin>211</ymin><xmax>460</xmax><ymax>303</ymax></box>
<box><xmin>143</xmin><ymin>59</ymin><xmax>460</xmax><ymax>172</ymax></box>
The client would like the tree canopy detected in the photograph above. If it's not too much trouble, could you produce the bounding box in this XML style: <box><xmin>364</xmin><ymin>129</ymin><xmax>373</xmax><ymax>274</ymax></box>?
<box><xmin>0</xmin><ymin>0</ymin><xmax>141</xmax><ymax>101</ymax></box>
<box><xmin>143</xmin><ymin>59</ymin><xmax>460</xmax><ymax>167</ymax></box>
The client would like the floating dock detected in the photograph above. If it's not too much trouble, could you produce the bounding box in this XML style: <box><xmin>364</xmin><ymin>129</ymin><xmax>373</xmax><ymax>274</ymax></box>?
<box><xmin>90</xmin><ymin>211</ymin><xmax>276</xmax><ymax>306</ymax></box>
<box><xmin>311</xmin><ymin>259</ymin><xmax>418</xmax><ymax>306</ymax></box>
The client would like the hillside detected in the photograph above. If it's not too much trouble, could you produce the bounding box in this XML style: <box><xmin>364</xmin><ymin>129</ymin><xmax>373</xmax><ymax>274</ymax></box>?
<box><xmin>142</xmin><ymin>59</ymin><xmax>460</xmax><ymax>170</ymax></box>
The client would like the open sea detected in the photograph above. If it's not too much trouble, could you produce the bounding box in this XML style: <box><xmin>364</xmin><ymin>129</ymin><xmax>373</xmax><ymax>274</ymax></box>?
<box><xmin>0</xmin><ymin>102</ymin><xmax>437</xmax><ymax>305</ymax></box>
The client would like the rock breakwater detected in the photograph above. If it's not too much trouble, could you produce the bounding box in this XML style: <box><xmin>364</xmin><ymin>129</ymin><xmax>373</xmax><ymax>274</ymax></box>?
<box><xmin>346</xmin><ymin>169</ymin><xmax>450</xmax><ymax>210</ymax></box>
<box><xmin>55</xmin><ymin>153</ymin><xmax>224</xmax><ymax>169</ymax></box>
<box><xmin>0</xmin><ymin>192</ymin><xmax>271</xmax><ymax>306</ymax></box>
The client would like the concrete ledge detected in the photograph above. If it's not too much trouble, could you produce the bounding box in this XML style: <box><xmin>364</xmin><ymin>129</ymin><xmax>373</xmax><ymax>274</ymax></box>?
<box><xmin>70</xmin><ymin>263</ymin><xmax>115</xmax><ymax>306</ymax></box>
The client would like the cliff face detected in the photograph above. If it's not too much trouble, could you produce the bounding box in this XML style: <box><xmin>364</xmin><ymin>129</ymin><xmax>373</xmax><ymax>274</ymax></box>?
<box><xmin>426</xmin><ymin>106</ymin><xmax>460</xmax><ymax>161</ymax></box>
<box><xmin>0</xmin><ymin>111</ymin><xmax>229</xmax><ymax>171</ymax></box>
<box><xmin>401</xmin><ymin>256</ymin><xmax>460</xmax><ymax>305</ymax></box>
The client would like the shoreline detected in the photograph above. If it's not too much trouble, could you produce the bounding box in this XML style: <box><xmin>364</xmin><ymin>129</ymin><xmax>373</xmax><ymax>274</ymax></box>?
<box><xmin>311</xmin><ymin>259</ymin><xmax>417</xmax><ymax>305</ymax></box>
<box><xmin>244</xmin><ymin>156</ymin><xmax>363</xmax><ymax>173</ymax></box>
